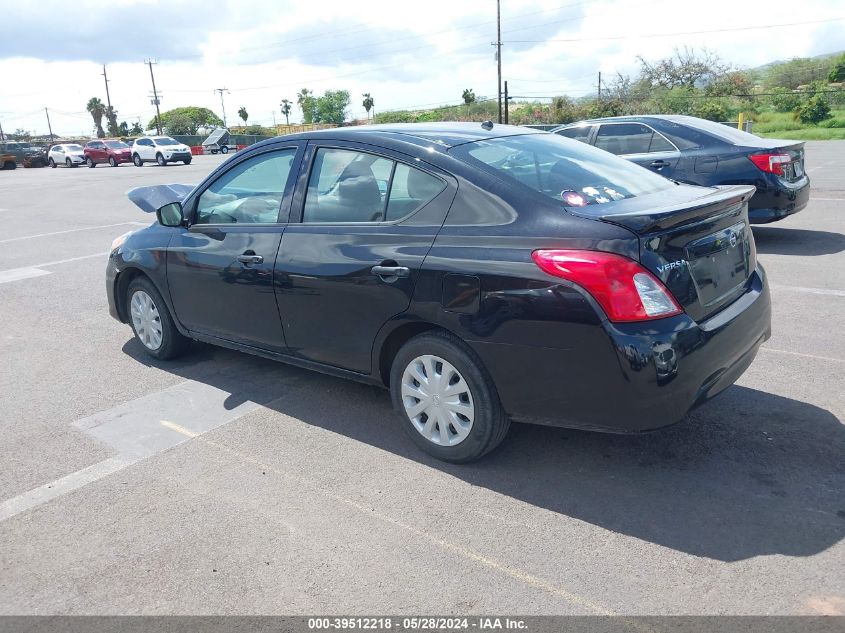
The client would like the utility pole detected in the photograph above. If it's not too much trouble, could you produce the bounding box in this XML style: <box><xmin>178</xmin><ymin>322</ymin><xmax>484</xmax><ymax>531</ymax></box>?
<box><xmin>597</xmin><ymin>71</ymin><xmax>602</xmax><ymax>102</ymax></box>
<box><xmin>145</xmin><ymin>59</ymin><xmax>162</xmax><ymax>135</ymax></box>
<box><xmin>503</xmin><ymin>81</ymin><xmax>509</xmax><ymax>124</ymax></box>
<box><xmin>494</xmin><ymin>0</ymin><xmax>503</xmax><ymax>124</ymax></box>
<box><xmin>214</xmin><ymin>88</ymin><xmax>230</xmax><ymax>128</ymax></box>
<box><xmin>101</xmin><ymin>65</ymin><xmax>112</xmax><ymax>110</ymax></box>
<box><xmin>44</xmin><ymin>108</ymin><xmax>54</xmax><ymax>142</ymax></box>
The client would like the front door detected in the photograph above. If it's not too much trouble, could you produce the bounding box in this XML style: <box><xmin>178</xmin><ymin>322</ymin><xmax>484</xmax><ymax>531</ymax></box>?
<box><xmin>276</xmin><ymin>143</ymin><xmax>455</xmax><ymax>373</ymax></box>
<box><xmin>166</xmin><ymin>144</ymin><xmax>303</xmax><ymax>351</ymax></box>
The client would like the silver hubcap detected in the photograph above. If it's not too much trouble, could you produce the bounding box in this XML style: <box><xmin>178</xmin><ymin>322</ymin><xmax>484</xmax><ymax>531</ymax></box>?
<box><xmin>130</xmin><ymin>290</ymin><xmax>163</xmax><ymax>351</ymax></box>
<box><xmin>401</xmin><ymin>354</ymin><xmax>474</xmax><ymax>446</ymax></box>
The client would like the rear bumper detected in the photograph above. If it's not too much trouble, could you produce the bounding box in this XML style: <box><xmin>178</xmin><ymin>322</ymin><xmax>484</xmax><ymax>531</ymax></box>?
<box><xmin>471</xmin><ymin>266</ymin><xmax>771</xmax><ymax>433</ymax></box>
<box><xmin>748</xmin><ymin>174</ymin><xmax>810</xmax><ymax>223</ymax></box>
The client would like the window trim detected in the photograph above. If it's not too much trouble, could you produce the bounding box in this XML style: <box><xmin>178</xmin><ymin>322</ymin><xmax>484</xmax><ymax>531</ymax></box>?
<box><xmin>186</xmin><ymin>145</ymin><xmax>303</xmax><ymax>228</ymax></box>
<box><xmin>294</xmin><ymin>143</ymin><xmax>448</xmax><ymax>226</ymax></box>
<box><xmin>593</xmin><ymin>122</ymin><xmax>679</xmax><ymax>155</ymax></box>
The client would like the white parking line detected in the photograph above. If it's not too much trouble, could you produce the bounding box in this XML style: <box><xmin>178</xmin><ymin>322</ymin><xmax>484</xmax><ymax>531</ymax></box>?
<box><xmin>0</xmin><ymin>222</ymin><xmax>146</xmax><ymax>244</ymax></box>
<box><xmin>760</xmin><ymin>347</ymin><xmax>845</xmax><ymax>364</ymax></box>
<box><xmin>0</xmin><ymin>267</ymin><xmax>52</xmax><ymax>284</ymax></box>
<box><xmin>809</xmin><ymin>197</ymin><xmax>844</xmax><ymax>201</ymax></box>
<box><xmin>771</xmin><ymin>285</ymin><xmax>845</xmax><ymax>297</ymax></box>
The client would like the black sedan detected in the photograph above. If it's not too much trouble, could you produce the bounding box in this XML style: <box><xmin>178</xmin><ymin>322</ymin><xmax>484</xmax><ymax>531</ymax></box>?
<box><xmin>107</xmin><ymin>123</ymin><xmax>771</xmax><ymax>462</ymax></box>
<box><xmin>552</xmin><ymin>115</ymin><xmax>810</xmax><ymax>223</ymax></box>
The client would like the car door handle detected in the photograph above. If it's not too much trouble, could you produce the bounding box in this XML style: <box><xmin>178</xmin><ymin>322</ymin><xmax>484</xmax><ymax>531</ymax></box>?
<box><xmin>237</xmin><ymin>254</ymin><xmax>263</xmax><ymax>265</ymax></box>
<box><xmin>650</xmin><ymin>160</ymin><xmax>670</xmax><ymax>168</ymax></box>
<box><xmin>371</xmin><ymin>265</ymin><xmax>410</xmax><ymax>278</ymax></box>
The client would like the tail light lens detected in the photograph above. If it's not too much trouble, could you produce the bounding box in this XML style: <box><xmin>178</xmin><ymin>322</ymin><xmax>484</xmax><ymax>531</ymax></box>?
<box><xmin>532</xmin><ymin>249</ymin><xmax>682</xmax><ymax>322</ymax></box>
<box><xmin>748</xmin><ymin>152</ymin><xmax>791</xmax><ymax>176</ymax></box>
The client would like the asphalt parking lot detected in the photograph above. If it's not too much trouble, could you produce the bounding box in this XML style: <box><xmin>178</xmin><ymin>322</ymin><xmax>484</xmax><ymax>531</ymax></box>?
<box><xmin>0</xmin><ymin>144</ymin><xmax>843</xmax><ymax>615</ymax></box>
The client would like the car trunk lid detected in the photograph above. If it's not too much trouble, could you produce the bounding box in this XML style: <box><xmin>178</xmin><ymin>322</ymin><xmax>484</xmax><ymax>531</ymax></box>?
<box><xmin>570</xmin><ymin>184</ymin><xmax>757</xmax><ymax>322</ymax></box>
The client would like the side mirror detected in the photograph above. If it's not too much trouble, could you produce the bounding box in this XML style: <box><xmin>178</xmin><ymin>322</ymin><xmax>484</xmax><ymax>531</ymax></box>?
<box><xmin>157</xmin><ymin>202</ymin><xmax>185</xmax><ymax>227</ymax></box>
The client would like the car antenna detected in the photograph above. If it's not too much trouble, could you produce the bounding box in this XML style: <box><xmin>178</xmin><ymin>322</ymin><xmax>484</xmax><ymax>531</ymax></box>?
<box><xmin>481</xmin><ymin>120</ymin><xmax>494</xmax><ymax>130</ymax></box>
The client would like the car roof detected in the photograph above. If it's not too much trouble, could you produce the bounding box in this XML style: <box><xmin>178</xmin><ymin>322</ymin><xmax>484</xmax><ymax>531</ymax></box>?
<box><xmin>276</xmin><ymin>122</ymin><xmax>543</xmax><ymax>150</ymax></box>
<box><xmin>560</xmin><ymin>114</ymin><xmax>705</xmax><ymax>127</ymax></box>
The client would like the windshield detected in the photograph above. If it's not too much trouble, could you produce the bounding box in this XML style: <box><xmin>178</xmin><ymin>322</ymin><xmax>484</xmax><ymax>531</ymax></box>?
<box><xmin>65</xmin><ymin>144</ymin><xmax>83</xmax><ymax>151</ymax></box>
<box><xmin>154</xmin><ymin>138</ymin><xmax>179</xmax><ymax>146</ymax></box>
<box><xmin>451</xmin><ymin>133</ymin><xmax>674</xmax><ymax>207</ymax></box>
<box><xmin>105</xmin><ymin>141</ymin><xmax>129</xmax><ymax>149</ymax></box>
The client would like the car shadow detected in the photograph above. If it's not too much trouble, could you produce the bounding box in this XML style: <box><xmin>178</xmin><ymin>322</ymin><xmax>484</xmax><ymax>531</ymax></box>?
<box><xmin>122</xmin><ymin>339</ymin><xmax>845</xmax><ymax>563</ymax></box>
<box><xmin>752</xmin><ymin>226</ymin><xmax>845</xmax><ymax>256</ymax></box>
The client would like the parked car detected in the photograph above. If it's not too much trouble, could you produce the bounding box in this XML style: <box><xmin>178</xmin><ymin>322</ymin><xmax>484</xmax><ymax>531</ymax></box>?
<box><xmin>0</xmin><ymin>141</ymin><xmax>47</xmax><ymax>167</ymax></box>
<box><xmin>131</xmin><ymin>136</ymin><xmax>192</xmax><ymax>166</ymax></box>
<box><xmin>107</xmin><ymin>123</ymin><xmax>771</xmax><ymax>462</ymax></box>
<box><xmin>48</xmin><ymin>143</ymin><xmax>86</xmax><ymax>168</ymax></box>
<box><xmin>84</xmin><ymin>139</ymin><xmax>132</xmax><ymax>167</ymax></box>
<box><xmin>552</xmin><ymin>115</ymin><xmax>809</xmax><ymax>224</ymax></box>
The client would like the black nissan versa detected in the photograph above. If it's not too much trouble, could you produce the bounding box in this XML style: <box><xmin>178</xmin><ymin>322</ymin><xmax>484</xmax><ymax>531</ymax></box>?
<box><xmin>107</xmin><ymin>123</ymin><xmax>771</xmax><ymax>462</ymax></box>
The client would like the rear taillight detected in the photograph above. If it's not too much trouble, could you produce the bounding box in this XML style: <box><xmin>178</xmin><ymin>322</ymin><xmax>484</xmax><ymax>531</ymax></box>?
<box><xmin>748</xmin><ymin>152</ymin><xmax>791</xmax><ymax>176</ymax></box>
<box><xmin>531</xmin><ymin>249</ymin><xmax>682</xmax><ymax>322</ymax></box>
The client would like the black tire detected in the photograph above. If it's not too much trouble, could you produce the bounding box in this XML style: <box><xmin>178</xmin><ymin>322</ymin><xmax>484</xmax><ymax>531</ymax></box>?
<box><xmin>3</xmin><ymin>161</ymin><xmax>15</xmax><ymax>170</ymax></box>
<box><xmin>221</xmin><ymin>145</ymin><xmax>229</xmax><ymax>154</ymax></box>
<box><xmin>156</xmin><ymin>153</ymin><xmax>166</xmax><ymax>166</ymax></box>
<box><xmin>125</xmin><ymin>276</ymin><xmax>190</xmax><ymax>360</ymax></box>
<box><xmin>210</xmin><ymin>149</ymin><xmax>218</xmax><ymax>154</ymax></box>
<box><xmin>87</xmin><ymin>157</ymin><xmax>96</xmax><ymax>168</ymax></box>
<box><xmin>133</xmin><ymin>153</ymin><xmax>143</xmax><ymax>167</ymax></box>
<box><xmin>183</xmin><ymin>158</ymin><xmax>192</xmax><ymax>165</ymax></box>
<box><xmin>109</xmin><ymin>156</ymin><xmax>117</xmax><ymax>167</ymax></box>
<box><xmin>389</xmin><ymin>331</ymin><xmax>509</xmax><ymax>462</ymax></box>
<box><xmin>65</xmin><ymin>158</ymin><xmax>73</xmax><ymax>168</ymax></box>
<box><xmin>49</xmin><ymin>158</ymin><xmax>56</xmax><ymax>168</ymax></box>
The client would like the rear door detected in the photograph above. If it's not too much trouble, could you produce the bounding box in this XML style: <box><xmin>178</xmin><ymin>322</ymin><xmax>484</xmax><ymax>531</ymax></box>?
<box><xmin>275</xmin><ymin>142</ymin><xmax>456</xmax><ymax>373</ymax></box>
<box><xmin>166</xmin><ymin>143</ymin><xmax>304</xmax><ymax>351</ymax></box>
<box><xmin>595</xmin><ymin>123</ymin><xmax>681</xmax><ymax>178</ymax></box>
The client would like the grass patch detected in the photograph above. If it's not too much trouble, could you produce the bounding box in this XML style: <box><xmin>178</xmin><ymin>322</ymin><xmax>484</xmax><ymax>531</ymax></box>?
<box><xmin>757</xmin><ymin>127</ymin><xmax>845</xmax><ymax>140</ymax></box>
<box><xmin>752</xmin><ymin>109</ymin><xmax>845</xmax><ymax>139</ymax></box>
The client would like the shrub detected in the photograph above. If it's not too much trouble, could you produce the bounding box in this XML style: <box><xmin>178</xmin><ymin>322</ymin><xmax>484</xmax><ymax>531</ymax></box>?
<box><xmin>795</xmin><ymin>96</ymin><xmax>832</xmax><ymax>124</ymax></box>
<box><xmin>768</xmin><ymin>87</ymin><xmax>802</xmax><ymax>113</ymax></box>
<box><xmin>695</xmin><ymin>100</ymin><xmax>729</xmax><ymax>122</ymax></box>
<box><xmin>818</xmin><ymin>117</ymin><xmax>845</xmax><ymax>128</ymax></box>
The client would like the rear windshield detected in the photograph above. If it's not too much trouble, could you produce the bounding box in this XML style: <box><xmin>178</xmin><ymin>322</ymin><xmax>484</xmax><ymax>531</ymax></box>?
<box><xmin>105</xmin><ymin>140</ymin><xmax>129</xmax><ymax>149</ymax></box>
<box><xmin>677</xmin><ymin>117</ymin><xmax>763</xmax><ymax>145</ymax></box>
<box><xmin>451</xmin><ymin>133</ymin><xmax>673</xmax><ymax>207</ymax></box>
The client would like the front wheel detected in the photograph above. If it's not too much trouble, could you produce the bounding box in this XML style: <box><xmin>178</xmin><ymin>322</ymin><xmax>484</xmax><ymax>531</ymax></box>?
<box><xmin>3</xmin><ymin>161</ymin><xmax>15</xmax><ymax>170</ymax></box>
<box><xmin>65</xmin><ymin>158</ymin><xmax>73</xmax><ymax>168</ymax></box>
<box><xmin>133</xmin><ymin>153</ymin><xmax>143</xmax><ymax>167</ymax></box>
<box><xmin>183</xmin><ymin>158</ymin><xmax>192</xmax><ymax>165</ymax></box>
<box><xmin>126</xmin><ymin>277</ymin><xmax>190</xmax><ymax>360</ymax></box>
<box><xmin>156</xmin><ymin>153</ymin><xmax>166</xmax><ymax>166</ymax></box>
<box><xmin>87</xmin><ymin>157</ymin><xmax>96</xmax><ymax>168</ymax></box>
<box><xmin>390</xmin><ymin>332</ymin><xmax>509</xmax><ymax>462</ymax></box>
<box><xmin>220</xmin><ymin>145</ymin><xmax>229</xmax><ymax>154</ymax></box>
<box><xmin>49</xmin><ymin>158</ymin><xmax>56</xmax><ymax>168</ymax></box>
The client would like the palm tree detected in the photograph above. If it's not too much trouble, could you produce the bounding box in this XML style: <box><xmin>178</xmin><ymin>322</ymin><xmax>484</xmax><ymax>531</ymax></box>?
<box><xmin>280</xmin><ymin>99</ymin><xmax>292</xmax><ymax>125</ymax></box>
<box><xmin>297</xmin><ymin>88</ymin><xmax>314</xmax><ymax>123</ymax></box>
<box><xmin>462</xmin><ymin>89</ymin><xmax>476</xmax><ymax>105</ymax></box>
<box><xmin>362</xmin><ymin>93</ymin><xmax>374</xmax><ymax>120</ymax></box>
<box><xmin>105</xmin><ymin>106</ymin><xmax>119</xmax><ymax>136</ymax></box>
<box><xmin>237</xmin><ymin>106</ymin><xmax>248</xmax><ymax>125</ymax></box>
<box><xmin>86</xmin><ymin>97</ymin><xmax>106</xmax><ymax>138</ymax></box>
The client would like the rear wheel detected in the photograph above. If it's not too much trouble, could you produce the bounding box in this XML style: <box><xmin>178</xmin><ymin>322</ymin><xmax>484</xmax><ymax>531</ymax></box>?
<box><xmin>156</xmin><ymin>153</ymin><xmax>166</xmax><ymax>166</ymax></box>
<box><xmin>390</xmin><ymin>332</ymin><xmax>509</xmax><ymax>462</ymax></box>
<box><xmin>87</xmin><ymin>157</ymin><xmax>96</xmax><ymax>168</ymax></box>
<box><xmin>49</xmin><ymin>158</ymin><xmax>56</xmax><ymax>168</ymax></box>
<box><xmin>133</xmin><ymin>153</ymin><xmax>143</xmax><ymax>167</ymax></box>
<box><xmin>126</xmin><ymin>276</ymin><xmax>190</xmax><ymax>360</ymax></box>
<box><xmin>108</xmin><ymin>156</ymin><xmax>117</xmax><ymax>167</ymax></box>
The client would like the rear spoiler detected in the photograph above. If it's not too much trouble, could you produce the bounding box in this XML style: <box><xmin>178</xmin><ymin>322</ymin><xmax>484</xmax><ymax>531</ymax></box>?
<box><xmin>569</xmin><ymin>185</ymin><xmax>756</xmax><ymax>233</ymax></box>
<box><xmin>127</xmin><ymin>184</ymin><xmax>194</xmax><ymax>213</ymax></box>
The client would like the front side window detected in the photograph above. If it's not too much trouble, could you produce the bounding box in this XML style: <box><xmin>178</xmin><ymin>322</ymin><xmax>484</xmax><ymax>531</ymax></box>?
<box><xmin>195</xmin><ymin>149</ymin><xmax>296</xmax><ymax>224</ymax></box>
<box><xmin>451</xmin><ymin>133</ymin><xmax>673</xmax><ymax>207</ymax></box>
<box><xmin>302</xmin><ymin>148</ymin><xmax>444</xmax><ymax>223</ymax></box>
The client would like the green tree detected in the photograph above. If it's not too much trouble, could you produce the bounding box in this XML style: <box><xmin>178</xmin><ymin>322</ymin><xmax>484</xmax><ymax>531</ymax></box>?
<box><xmin>795</xmin><ymin>95</ymin><xmax>831</xmax><ymax>124</ymax></box>
<box><xmin>768</xmin><ymin>87</ymin><xmax>802</xmax><ymax>112</ymax></box>
<box><xmin>638</xmin><ymin>47</ymin><xmax>730</xmax><ymax>89</ymax></box>
<box><xmin>314</xmin><ymin>90</ymin><xmax>350</xmax><ymax>125</ymax></box>
<box><xmin>238</xmin><ymin>106</ymin><xmax>248</xmax><ymax>125</ymax></box>
<box><xmin>86</xmin><ymin>97</ymin><xmax>106</xmax><ymax>138</ymax></box>
<box><xmin>147</xmin><ymin>107</ymin><xmax>223</xmax><ymax>135</ymax></box>
<box><xmin>764</xmin><ymin>57</ymin><xmax>834</xmax><ymax>90</ymax></box>
<box><xmin>129</xmin><ymin>122</ymin><xmax>143</xmax><ymax>135</ymax></box>
<box><xmin>829</xmin><ymin>53</ymin><xmax>845</xmax><ymax>83</ymax></box>
<box><xmin>280</xmin><ymin>99</ymin><xmax>292</xmax><ymax>125</ymax></box>
<box><xmin>694</xmin><ymin>100</ymin><xmax>729</xmax><ymax>121</ymax></box>
<box><xmin>104</xmin><ymin>106</ymin><xmax>119</xmax><ymax>136</ymax></box>
<box><xmin>118</xmin><ymin>121</ymin><xmax>130</xmax><ymax>136</ymax></box>
<box><xmin>297</xmin><ymin>88</ymin><xmax>316</xmax><ymax>124</ymax></box>
<box><xmin>462</xmin><ymin>88</ymin><xmax>476</xmax><ymax>105</ymax></box>
<box><xmin>362</xmin><ymin>92</ymin><xmax>374</xmax><ymax>120</ymax></box>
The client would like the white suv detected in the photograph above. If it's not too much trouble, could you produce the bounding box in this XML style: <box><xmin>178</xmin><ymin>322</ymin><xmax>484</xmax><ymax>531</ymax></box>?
<box><xmin>131</xmin><ymin>136</ymin><xmax>192</xmax><ymax>167</ymax></box>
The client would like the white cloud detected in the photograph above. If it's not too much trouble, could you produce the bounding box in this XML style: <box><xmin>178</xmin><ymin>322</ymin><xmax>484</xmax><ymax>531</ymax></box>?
<box><xmin>0</xmin><ymin>0</ymin><xmax>842</xmax><ymax>136</ymax></box>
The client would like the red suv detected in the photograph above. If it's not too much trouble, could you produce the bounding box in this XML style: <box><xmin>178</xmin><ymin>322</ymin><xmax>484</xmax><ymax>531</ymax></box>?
<box><xmin>84</xmin><ymin>140</ymin><xmax>132</xmax><ymax>167</ymax></box>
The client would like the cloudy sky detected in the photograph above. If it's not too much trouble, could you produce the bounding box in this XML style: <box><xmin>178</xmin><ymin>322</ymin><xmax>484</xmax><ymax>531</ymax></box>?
<box><xmin>1</xmin><ymin>0</ymin><xmax>843</xmax><ymax>137</ymax></box>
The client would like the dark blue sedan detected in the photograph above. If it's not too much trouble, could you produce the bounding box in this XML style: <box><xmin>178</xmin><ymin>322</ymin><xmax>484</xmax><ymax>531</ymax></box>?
<box><xmin>552</xmin><ymin>115</ymin><xmax>810</xmax><ymax>223</ymax></box>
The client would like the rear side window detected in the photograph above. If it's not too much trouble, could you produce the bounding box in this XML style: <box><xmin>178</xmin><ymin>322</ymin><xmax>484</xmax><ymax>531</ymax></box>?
<box><xmin>556</xmin><ymin>125</ymin><xmax>592</xmax><ymax>143</ymax></box>
<box><xmin>451</xmin><ymin>133</ymin><xmax>673</xmax><ymax>207</ymax></box>
<box><xmin>302</xmin><ymin>148</ymin><xmax>444</xmax><ymax>223</ymax></box>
